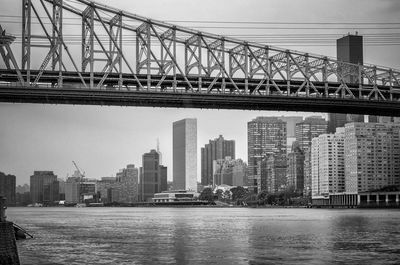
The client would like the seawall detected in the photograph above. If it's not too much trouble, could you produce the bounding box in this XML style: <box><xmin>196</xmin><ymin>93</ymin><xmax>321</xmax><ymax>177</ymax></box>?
<box><xmin>0</xmin><ymin>221</ymin><xmax>20</xmax><ymax>265</ymax></box>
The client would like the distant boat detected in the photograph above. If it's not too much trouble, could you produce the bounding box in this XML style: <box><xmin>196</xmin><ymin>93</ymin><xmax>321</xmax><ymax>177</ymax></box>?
<box><xmin>75</xmin><ymin>203</ymin><xmax>86</xmax><ymax>208</ymax></box>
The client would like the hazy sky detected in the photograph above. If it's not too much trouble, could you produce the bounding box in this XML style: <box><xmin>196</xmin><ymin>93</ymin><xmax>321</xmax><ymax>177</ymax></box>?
<box><xmin>0</xmin><ymin>0</ymin><xmax>399</xmax><ymax>185</ymax></box>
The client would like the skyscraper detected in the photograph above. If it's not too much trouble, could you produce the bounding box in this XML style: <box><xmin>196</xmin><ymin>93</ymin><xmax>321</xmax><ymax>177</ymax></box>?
<box><xmin>141</xmin><ymin>150</ymin><xmax>168</xmax><ymax>201</ymax></box>
<box><xmin>248</xmin><ymin>117</ymin><xmax>287</xmax><ymax>193</ymax></box>
<box><xmin>328</xmin><ymin>34</ymin><xmax>365</xmax><ymax>133</ymax></box>
<box><xmin>0</xmin><ymin>172</ymin><xmax>16</xmax><ymax>206</ymax></box>
<box><xmin>114</xmin><ymin>164</ymin><xmax>139</xmax><ymax>203</ymax></box>
<box><xmin>311</xmin><ymin>128</ymin><xmax>345</xmax><ymax>198</ymax></box>
<box><xmin>295</xmin><ymin>116</ymin><xmax>328</xmax><ymax>153</ymax></box>
<box><xmin>201</xmin><ymin>135</ymin><xmax>235</xmax><ymax>186</ymax></box>
<box><xmin>173</xmin><ymin>118</ymin><xmax>197</xmax><ymax>191</ymax></box>
<box><xmin>30</xmin><ymin>171</ymin><xmax>59</xmax><ymax>204</ymax></box>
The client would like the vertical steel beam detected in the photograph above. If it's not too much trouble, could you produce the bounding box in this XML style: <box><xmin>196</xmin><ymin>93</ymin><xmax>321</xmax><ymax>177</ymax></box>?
<box><xmin>52</xmin><ymin>0</ymin><xmax>63</xmax><ymax>87</ymax></box>
<box><xmin>323</xmin><ymin>58</ymin><xmax>328</xmax><ymax>97</ymax></box>
<box><xmin>22</xmin><ymin>0</ymin><xmax>31</xmax><ymax>84</ymax></box>
<box><xmin>113</xmin><ymin>14</ymin><xmax>123</xmax><ymax>89</ymax></box>
<box><xmin>146</xmin><ymin>24</ymin><xmax>151</xmax><ymax>90</ymax></box>
<box><xmin>136</xmin><ymin>23</ymin><xmax>152</xmax><ymax>90</ymax></box>
<box><xmin>305</xmin><ymin>54</ymin><xmax>310</xmax><ymax>97</ymax></box>
<box><xmin>82</xmin><ymin>6</ymin><xmax>94</xmax><ymax>88</ymax></box>
<box><xmin>286</xmin><ymin>50</ymin><xmax>290</xmax><ymax>96</ymax></box>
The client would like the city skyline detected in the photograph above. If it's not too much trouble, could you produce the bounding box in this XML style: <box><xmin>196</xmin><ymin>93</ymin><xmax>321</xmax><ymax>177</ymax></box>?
<box><xmin>1</xmin><ymin>0</ymin><xmax>399</xmax><ymax>185</ymax></box>
<box><xmin>0</xmin><ymin>103</ymin><xmax>318</xmax><ymax>185</ymax></box>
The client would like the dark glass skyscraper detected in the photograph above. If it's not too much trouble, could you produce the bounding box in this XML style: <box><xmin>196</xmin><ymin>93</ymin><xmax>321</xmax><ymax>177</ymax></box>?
<box><xmin>328</xmin><ymin>34</ymin><xmax>365</xmax><ymax>133</ymax></box>
<box><xmin>141</xmin><ymin>150</ymin><xmax>167</xmax><ymax>202</ymax></box>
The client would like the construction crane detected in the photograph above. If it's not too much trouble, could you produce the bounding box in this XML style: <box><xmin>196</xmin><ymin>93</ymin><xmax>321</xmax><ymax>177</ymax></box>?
<box><xmin>72</xmin><ymin>161</ymin><xmax>85</xmax><ymax>181</ymax></box>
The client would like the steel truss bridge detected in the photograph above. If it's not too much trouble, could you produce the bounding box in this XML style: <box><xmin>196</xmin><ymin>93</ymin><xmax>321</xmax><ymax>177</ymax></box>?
<box><xmin>1</xmin><ymin>0</ymin><xmax>400</xmax><ymax>115</ymax></box>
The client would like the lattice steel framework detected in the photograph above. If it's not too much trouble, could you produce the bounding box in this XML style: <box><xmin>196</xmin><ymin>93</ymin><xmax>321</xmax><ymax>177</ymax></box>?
<box><xmin>1</xmin><ymin>0</ymin><xmax>400</xmax><ymax>104</ymax></box>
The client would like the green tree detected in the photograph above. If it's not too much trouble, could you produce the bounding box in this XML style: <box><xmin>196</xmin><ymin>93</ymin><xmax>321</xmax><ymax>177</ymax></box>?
<box><xmin>230</xmin><ymin>186</ymin><xmax>248</xmax><ymax>201</ymax></box>
<box><xmin>199</xmin><ymin>187</ymin><xmax>214</xmax><ymax>202</ymax></box>
<box><xmin>215</xmin><ymin>189</ymin><xmax>224</xmax><ymax>200</ymax></box>
<box><xmin>223</xmin><ymin>190</ymin><xmax>231</xmax><ymax>201</ymax></box>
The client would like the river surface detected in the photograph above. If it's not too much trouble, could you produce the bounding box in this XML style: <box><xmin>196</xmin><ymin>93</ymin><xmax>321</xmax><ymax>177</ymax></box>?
<box><xmin>6</xmin><ymin>207</ymin><xmax>400</xmax><ymax>265</ymax></box>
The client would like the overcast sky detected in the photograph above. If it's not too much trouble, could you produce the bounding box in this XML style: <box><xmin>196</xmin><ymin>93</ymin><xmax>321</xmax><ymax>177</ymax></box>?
<box><xmin>1</xmin><ymin>0</ymin><xmax>399</xmax><ymax>185</ymax></box>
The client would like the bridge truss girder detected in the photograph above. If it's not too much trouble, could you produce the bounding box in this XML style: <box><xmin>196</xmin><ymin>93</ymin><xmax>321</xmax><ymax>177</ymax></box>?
<box><xmin>0</xmin><ymin>0</ymin><xmax>400</xmax><ymax>111</ymax></box>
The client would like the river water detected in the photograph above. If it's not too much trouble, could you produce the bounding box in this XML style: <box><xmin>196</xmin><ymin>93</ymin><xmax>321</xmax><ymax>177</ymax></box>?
<box><xmin>6</xmin><ymin>207</ymin><xmax>400</xmax><ymax>265</ymax></box>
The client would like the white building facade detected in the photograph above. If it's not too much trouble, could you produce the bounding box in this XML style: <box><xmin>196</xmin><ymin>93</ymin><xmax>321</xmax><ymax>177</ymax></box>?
<box><xmin>173</xmin><ymin>118</ymin><xmax>198</xmax><ymax>191</ymax></box>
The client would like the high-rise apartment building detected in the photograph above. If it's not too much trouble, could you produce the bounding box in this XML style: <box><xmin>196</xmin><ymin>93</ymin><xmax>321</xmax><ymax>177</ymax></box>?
<box><xmin>114</xmin><ymin>164</ymin><xmax>139</xmax><ymax>203</ymax></box>
<box><xmin>212</xmin><ymin>158</ymin><xmax>247</xmax><ymax>186</ymax></box>
<box><xmin>295</xmin><ymin>116</ymin><xmax>327</xmax><ymax>193</ymax></box>
<box><xmin>0</xmin><ymin>172</ymin><xmax>16</xmax><ymax>206</ymax></box>
<box><xmin>173</xmin><ymin>118</ymin><xmax>197</xmax><ymax>191</ymax></box>
<box><xmin>30</xmin><ymin>171</ymin><xmax>59</xmax><ymax>204</ymax></box>
<box><xmin>248</xmin><ymin>117</ymin><xmax>287</xmax><ymax>193</ymax></box>
<box><xmin>311</xmin><ymin>128</ymin><xmax>345</xmax><ymax>197</ymax></box>
<box><xmin>201</xmin><ymin>135</ymin><xmax>235</xmax><ymax>186</ymax></box>
<box><xmin>141</xmin><ymin>150</ymin><xmax>168</xmax><ymax>201</ymax></box>
<box><xmin>345</xmin><ymin>123</ymin><xmax>400</xmax><ymax>193</ymax></box>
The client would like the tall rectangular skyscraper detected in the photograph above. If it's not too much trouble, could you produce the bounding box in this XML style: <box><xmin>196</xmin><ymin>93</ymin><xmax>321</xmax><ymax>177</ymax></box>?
<box><xmin>173</xmin><ymin>118</ymin><xmax>197</xmax><ymax>191</ymax></box>
<box><xmin>141</xmin><ymin>150</ymin><xmax>167</xmax><ymax>201</ymax></box>
<box><xmin>328</xmin><ymin>34</ymin><xmax>365</xmax><ymax>133</ymax></box>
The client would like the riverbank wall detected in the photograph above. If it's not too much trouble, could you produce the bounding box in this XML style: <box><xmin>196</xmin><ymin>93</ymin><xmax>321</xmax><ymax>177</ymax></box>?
<box><xmin>0</xmin><ymin>221</ymin><xmax>20</xmax><ymax>265</ymax></box>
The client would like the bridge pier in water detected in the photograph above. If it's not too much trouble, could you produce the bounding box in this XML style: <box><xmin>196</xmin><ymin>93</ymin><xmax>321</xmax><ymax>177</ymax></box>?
<box><xmin>0</xmin><ymin>197</ymin><xmax>20</xmax><ymax>265</ymax></box>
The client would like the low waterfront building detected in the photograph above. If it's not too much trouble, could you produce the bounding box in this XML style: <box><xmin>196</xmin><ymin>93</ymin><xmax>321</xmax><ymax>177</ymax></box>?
<box><xmin>152</xmin><ymin>190</ymin><xmax>198</xmax><ymax>203</ymax></box>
